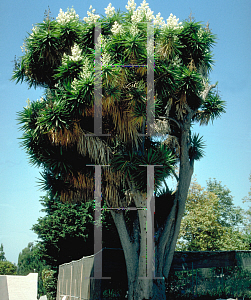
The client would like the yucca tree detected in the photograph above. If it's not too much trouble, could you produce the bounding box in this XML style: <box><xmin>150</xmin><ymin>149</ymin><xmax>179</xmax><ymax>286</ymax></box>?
<box><xmin>13</xmin><ymin>2</ymin><xmax>226</xmax><ymax>299</ymax></box>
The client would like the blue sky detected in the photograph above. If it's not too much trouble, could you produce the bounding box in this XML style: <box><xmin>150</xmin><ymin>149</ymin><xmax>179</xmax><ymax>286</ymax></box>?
<box><xmin>0</xmin><ymin>0</ymin><xmax>250</xmax><ymax>264</ymax></box>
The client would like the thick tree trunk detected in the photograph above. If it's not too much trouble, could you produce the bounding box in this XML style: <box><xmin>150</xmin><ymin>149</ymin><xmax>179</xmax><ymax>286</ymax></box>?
<box><xmin>111</xmin><ymin>194</ymin><xmax>153</xmax><ymax>299</ymax></box>
<box><xmin>110</xmin><ymin>117</ymin><xmax>194</xmax><ymax>299</ymax></box>
<box><xmin>111</xmin><ymin>192</ymin><xmax>167</xmax><ymax>300</ymax></box>
<box><xmin>163</xmin><ymin>116</ymin><xmax>194</xmax><ymax>278</ymax></box>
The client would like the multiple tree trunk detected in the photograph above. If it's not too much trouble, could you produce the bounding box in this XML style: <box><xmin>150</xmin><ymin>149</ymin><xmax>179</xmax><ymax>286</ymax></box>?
<box><xmin>110</xmin><ymin>115</ymin><xmax>195</xmax><ymax>299</ymax></box>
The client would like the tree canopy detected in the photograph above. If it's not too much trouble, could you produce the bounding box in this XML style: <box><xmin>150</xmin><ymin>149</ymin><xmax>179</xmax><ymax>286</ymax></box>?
<box><xmin>18</xmin><ymin>242</ymin><xmax>42</xmax><ymax>275</ymax></box>
<box><xmin>13</xmin><ymin>3</ymin><xmax>225</xmax><ymax>205</ymax></box>
<box><xmin>0</xmin><ymin>261</ymin><xmax>17</xmax><ymax>275</ymax></box>
<box><xmin>206</xmin><ymin>178</ymin><xmax>244</xmax><ymax>228</ymax></box>
<box><xmin>33</xmin><ymin>195</ymin><xmax>96</xmax><ymax>267</ymax></box>
<box><xmin>0</xmin><ymin>243</ymin><xmax>6</xmax><ymax>261</ymax></box>
<box><xmin>0</xmin><ymin>244</ymin><xmax>17</xmax><ymax>275</ymax></box>
<box><xmin>242</xmin><ymin>173</ymin><xmax>251</xmax><ymax>245</ymax></box>
<box><xmin>177</xmin><ymin>179</ymin><xmax>248</xmax><ymax>251</ymax></box>
<box><xmin>17</xmin><ymin>242</ymin><xmax>47</xmax><ymax>296</ymax></box>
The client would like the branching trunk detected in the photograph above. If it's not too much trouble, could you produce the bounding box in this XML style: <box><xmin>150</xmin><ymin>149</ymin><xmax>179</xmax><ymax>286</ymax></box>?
<box><xmin>111</xmin><ymin>117</ymin><xmax>195</xmax><ymax>299</ymax></box>
<box><xmin>111</xmin><ymin>192</ymin><xmax>156</xmax><ymax>300</ymax></box>
<box><xmin>110</xmin><ymin>210</ymin><xmax>138</xmax><ymax>299</ymax></box>
<box><xmin>163</xmin><ymin>116</ymin><xmax>194</xmax><ymax>277</ymax></box>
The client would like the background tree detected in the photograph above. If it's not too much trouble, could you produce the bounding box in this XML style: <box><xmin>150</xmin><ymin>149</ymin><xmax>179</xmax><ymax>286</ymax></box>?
<box><xmin>32</xmin><ymin>193</ymin><xmax>120</xmax><ymax>267</ymax></box>
<box><xmin>42</xmin><ymin>269</ymin><xmax>57</xmax><ymax>300</ymax></box>
<box><xmin>177</xmin><ymin>179</ymin><xmax>248</xmax><ymax>251</ymax></box>
<box><xmin>243</xmin><ymin>173</ymin><xmax>251</xmax><ymax>246</ymax></box>
<box><xmin>206</xmin><ymin>178</ymin><xmax>244</xmax><ymax>228</ymax></box>
<box><xmin>13</xmin><ymin>2</ymin><xmax>226</xmax><ymax>299</ymax></box>
<box><xmin>31</xmin><ymin>194</ymin><xmax>121</xmax><ymax>298</ymax></box>
<box><xmin>17</xmin><ymin>242</ymin><xmax>47</xmax><ymax>297</ymax></box>
<box><xmin>18</xmin><ymin>242</ymin><xmax>45</xmax><ymax>274</ymax></box>
<box><xmin>0</xmin><ymin>244</ymin><xmax>17</xmax><ymax>275</ymax></box>
<box><xmin>0</xmin><ymin>261</ymin><xmax>17</xmax><ymax>275</ymax></box>
<box><xmin>32</xmin><ymin>195</ymin><xmax>94</xmax><ymax>267</ymax></box>
<box><xmin>0</xmin><ymin>243</ymin><xmax>6</xmax><ymax>261</ymax></box>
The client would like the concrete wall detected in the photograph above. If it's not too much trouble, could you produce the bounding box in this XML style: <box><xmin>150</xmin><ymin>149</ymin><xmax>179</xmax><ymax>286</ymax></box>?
<box><xmin>0</xmin><ymin>273</ymin><xmax>38</xmax><ymax>300</ymax></box>
<box><xmin>0</xmin><ymin>275</ymin><xmax>9</xmax><ymax>300</ymax></box>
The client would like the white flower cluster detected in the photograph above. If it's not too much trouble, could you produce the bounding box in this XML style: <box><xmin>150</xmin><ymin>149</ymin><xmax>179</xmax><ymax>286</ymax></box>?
<box><xmin>36</xmin><ymin>97</ymin><xmax>45</xmax><ymax>105</ymax></box>
<box><xmin>62</xmin><ymin>44</ymin><xmax>82</xmax><ymax>65</ymax></box>
<box><xmin>25</xmin><ymin>98</ymin><xmax>31</xmax><ymax>108</ymax></box>
<box><xmin>111</xmin><ymin>21</ymin><xmax>124</xmax><ymax>35</ymax></box>
<box><xmin>126</xmin><ymin>0</ymin><xmax>137</xmax><ymax>12</ymax></box>
<box><xmin>83</xmin><ymin>5</ymin><xmax>100</xmax><ymax>23</ymax></box>
<box><xmin>71</xmin><ymin>78</ymin><xmax>79</xmax><ymax>91</ymax></box>
<box><xmin>71</xmin><ymin>58</ymin><xmax>93</xmax><ymax>91</ymax></box>
<box><xmin>101</xmin><ymin>35</ymin><xmax>108</xmax><ymax>48</ymax></box>
<box><xmin>56</xmin><ymin>8</ymin><xmax>79</xmax><ymax>25</ymax></box>
<box><xmin>105</xmin><ymin>3</ymin><xmax>115</xmax><ymax>18</ymax></box>
<box><xmin>131</xmin><ymin>0</ymin><xmax>154</xmax><ymax>23</ymax></box>
<box><xmin>30</xmin><ymin>25</ymin><xmax>38</xmax><ymax>37</ymax></box>
<box><xmin>129</xmin><ymin>23</ymin><xmax>139</xmax><ymax>36</ymax></box>
<box><xmin>164</xmin><ymin>13</ymin><xmax>183</xmax><ymax>29</ymax></box>
<box><xmin>20</xmin><ymin>42</ymin><xmax>27</xmax><ymax>53</ymax></box>
<box><xmin>101</xmin><ymin>52</ymin><xmax>112</xmax><ymax>67</ymax></box>
<box><xmin>125</xmin><ymin>0</ymin><xmax>182</xmax><ymax>29</ymax></box>
<box><xmin>197</xmin><ymin>28</ymin><xmax>204</xmax><ymax>39</ymax></box>
<box><xmin>70</xmin><ymin>44</ymin><xmax>82</xmax><ymax>61</ymax></box>
<box><xmin>153</xmin><ymin>12</ymin><xmax>165</xmax><ymax>27</ymax></box>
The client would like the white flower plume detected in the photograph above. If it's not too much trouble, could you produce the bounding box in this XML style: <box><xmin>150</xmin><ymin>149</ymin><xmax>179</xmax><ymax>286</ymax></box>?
<box><xmin>130</xmin><ymin>0</ymin><xmax>155</xmax><ymax>23</ymax></box>
<box><xmin>83</xmin><ymin>5</ymin><xmax>100</xmax><ymax>23</ymax></box>
<box><xmin>71</xmin><ymin>57</ymin><xmax>93</xmax><ymax>91</ymax></box>
<box><xmin>105</xmin><ymin>3</ymin><xmax>115</xmax><ymax>18</ymax></box>
<box><xmin>164</xmin><ymin>13</ymin><xmax>183</xmax><ymax>29</ymax></box>
<box><xmin>62</xmin><ymin>44</ymin><xmax>82</xmax><ymax>65</ymax></box>
<box><xmin>153</xmin><ymin>12</ymin><xmax>165</xmax><ymax>27</ymax></box>
<box><xmin>126</xmin><ymin>0</ymin><xmax>137</xmax><ymax>12</ymax></box>
<box><xmin>56</xmin><ymin>8</ymin><xmax>79</xmax><ymax>25</ymax></box>
<box><xmin>111</xmin><ymin>21</ymin><xmax>124</xmax><ymax>35</ymax></box>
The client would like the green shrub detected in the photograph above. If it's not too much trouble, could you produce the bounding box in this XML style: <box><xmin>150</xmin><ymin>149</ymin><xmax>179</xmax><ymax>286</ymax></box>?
<box><xmin>0</xmin><ymin>261</ymin><xmax>17</xmax><ymax>275</ymax></box>
<box><xmin>102</xmin><ymin>288</ymin><xmax>121</xmax><ymax>299</ymax></box>
<box><xmin>42</xmin><ymin>269</ymin><xmax>57</xmax><ymax>300</ymax></box>
<box><xmin>166</xmin><ymin>266</ymin><xmax>251</xmax><ymax>299</ymax></box>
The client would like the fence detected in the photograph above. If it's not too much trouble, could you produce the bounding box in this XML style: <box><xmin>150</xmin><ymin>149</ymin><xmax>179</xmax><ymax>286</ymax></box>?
<box><xmin>56</xmin><ymin>248</ymin><xmax>127</xmax><ymax>300</ymax></box>
<box><xmin>167</xmin><ymin>266</ymin><xmax>251</xmax><ymax>299</ymax></box>
<box><xmin>168</xmin><ymin>251</ymin><xmax>251</xmax><ymax>299</ymax></box>
<box><xmin>56</xmin><ymin>250</ymin><xmax>251</xmax><ymax>300</ymax></box>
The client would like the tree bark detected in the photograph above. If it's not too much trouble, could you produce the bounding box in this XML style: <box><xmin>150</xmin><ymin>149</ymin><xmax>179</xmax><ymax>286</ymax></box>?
<box><xmin>111</xmin><ymin>191</ymin><xmax>167</xmax><ymax>299</ymax></box>
<box><xmin>110</xmin><ymin>116</ymin><xmax>195</xmax><ymax>299</ymax></box>
<box><xmin>110</xmin><ymin>210</ymin><xmax>139</xmax><ymax>299</ymax></box>
<box><xmin>163</xmin><ymin>116</ymin><xmax>194</xmax><ymax>278</ymax></box>
<box><xmin>111</xmin><ymin>192</ymin><xmax>156</xmax><ymax>300</ymax></box>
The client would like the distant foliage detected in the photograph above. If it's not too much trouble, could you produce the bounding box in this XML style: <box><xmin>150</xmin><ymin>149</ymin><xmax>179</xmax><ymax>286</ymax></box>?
<box><xmin>18</xmin><ymin>242</ymin><xmax>46</xmax><ymax>275</ymax></box>
<box><xmin>243</xmin><ymin>173</ymin><xmax>251</xmax><ymax>246</ymax></box>
<box><xmin>17</xmin><ymin>242</ymin><xmax>47</xmax><ymax>296</ymax></box>
<box><xmin>42</xmin><ymin>269</ymin><xmax>57</xmax><ymax>300</ymax></box>
<box><xmin>0</xmin><ymin>261</ymin><xmax>17</xmax><ymax>275</ymax></box>
<box><xmin>0</xmin><ymin>244</ymin><xmax>16</xmax><ymax>275</ymax></box>
<box><xmin>177</xmin><ymin>179</ymin><xmax>248</xmax><ymax>251</ymax></box>
<box><xmin>206</xmin><ymin>178</ymin><xmax>244</xmax><ymax>228</ymax></box>
<box><xmin>0</xmin><ymin>243</ymin><xmax>6</xmax><ymax>261</ymax></box>
<box><xmin>32</xmin><ymin>194</ymin><xmax>121</xmax><ymax>268</ymax></box>
<box><xmin>32</xmin><ymin>195</ymin><xmax>95</xmax><ymax>267</ymax></box>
